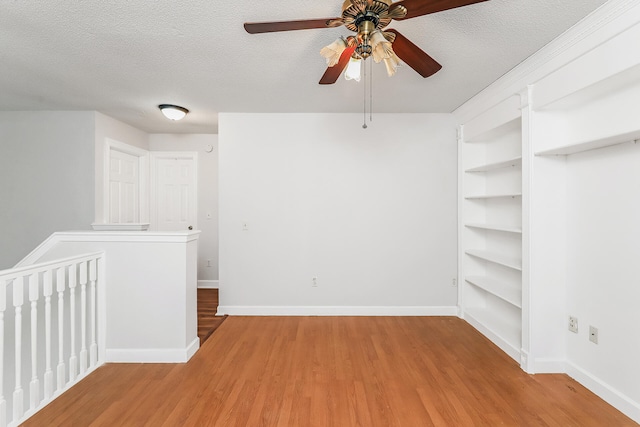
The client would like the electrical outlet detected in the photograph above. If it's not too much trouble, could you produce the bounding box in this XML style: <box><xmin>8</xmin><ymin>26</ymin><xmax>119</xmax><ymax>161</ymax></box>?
<box><xmin>568</xmin><ymin>316</ymin><xmax>578</xmax><ymax>333</ymax></box>
<box><xmin>452</xmin><ymin>278</ymin><xmax>457</xmax><ymax>287</ymax></box>
<box><xmin>589</xmin><ymin>326</ymin><xmax>598</xmax><ymax>344</ymax></box>
<box><xmin>312</xmin><ymin>277</ymin><xmax>318</xmax><ymax>287</ymax></box>
<box><xmin>206</xmin><ymin>259</ymin><xmax>211</xmax><ymax>267</ymax></box>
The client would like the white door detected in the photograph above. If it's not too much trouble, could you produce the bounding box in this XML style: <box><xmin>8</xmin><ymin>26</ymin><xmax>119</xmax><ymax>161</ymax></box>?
<box><xmin>152</xmin><ymin>153</ymin><xmax>198</xmax><ymax>231</ymax></box>
<box><xmin>109</xmin><ymin>149</ymin><xmax>139</xmax><ymax>223</ymax></box>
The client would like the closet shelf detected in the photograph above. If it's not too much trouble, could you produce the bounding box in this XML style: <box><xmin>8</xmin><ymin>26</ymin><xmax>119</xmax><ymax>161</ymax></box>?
<box><xmin>465</xmin><ymin>223</ymin><xmax>522</xmax><ymax>234</ymax></box>
<box><xmin>465</xmin><ymin>249</ymin><xmax>522</xmax><ymax>271</ymax></box>
<box><xmin>535</xmin><ymin>129</ymin><xmax>640</xmax><ymax>156</ymax></box>
<box><xmin>465</xmin><ymin>157</ymin><xmax>522</xmax><ymax>173</ymax></box>
<box><xmin>465</xmin><ymin>276</ymin><xmax>522</xmax><ymax>308</ymax></box>
<box><xmin>464</xmin><ymin>193</ymin><xmax>522</xmax><ymax>200</ymax></box>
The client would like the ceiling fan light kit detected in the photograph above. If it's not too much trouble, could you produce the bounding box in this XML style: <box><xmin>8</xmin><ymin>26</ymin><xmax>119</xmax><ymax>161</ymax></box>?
<box><xmin>345</xmin><ymin>57</ymin><xmax>363</xmax><ymax>81</ymax></box>
<box><xmin>244</xmin><ymin>0</ymin><xmax>489</xmax><ymax>84</ymax></box>
<box><xmin>320</xmin><ymin>37</ymin><xmax>348</xmax><ymax>67</ymax></box>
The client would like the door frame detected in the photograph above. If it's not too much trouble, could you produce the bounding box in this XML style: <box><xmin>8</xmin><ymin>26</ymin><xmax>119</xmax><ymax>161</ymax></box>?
<box><xmin>150</xmin><ymin>151</ymin><xmax>199</xmax><ymax>231</ymax></box>
<box><xmin>103</xmin><ymin>138</ymin><xmax>150</xmax><ymax>224</ymax></box>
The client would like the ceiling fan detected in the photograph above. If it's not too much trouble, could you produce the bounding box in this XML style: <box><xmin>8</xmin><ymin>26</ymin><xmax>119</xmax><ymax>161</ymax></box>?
<box><xmin>244</xmin><ymin>0</ymin><xmax>489</xmax><ymax>84</ymax></box>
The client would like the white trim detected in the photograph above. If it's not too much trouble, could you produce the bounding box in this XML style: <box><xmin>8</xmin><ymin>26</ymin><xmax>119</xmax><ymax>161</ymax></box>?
<box><xmin>530</xmin><ymin>358</ymin><xmax>566</xmax><ymax>374</ymax></box>
<box><xmin>15</xmin><ymin>231</ymin><xmax>201</xmax><ymax>267</ymax></box>
<box><xmin>105</xmin><ymin>338</ymin><xmax>200</xmax><ymax>363</ymax></box>
<box><xmin>454</xmin><ymin>0</ymin><xmax>640</xmax><ymax>122</ymax></box>
<box><xmin>103</xmin><ymin>138</ymin><xmax>150</xmax><ymax>225</ymax></box>
<box><xmin>185</xmin><ymin>338</ymin><xmax>200</xmax><ymax>361</ymax></box>
<box><xmin>217</xmin><ymin>306</ymin><xmax>458</xmax><ymax>316</ymax></box>
<box><xmin>566</xmin><ymin>361</ymin><xmax>640</xmax><ymax>424</ymax></box>
<box><xmin>197</xmin><ymin>280</ymin><xmax>219</xmax><ymax>289</ymax></box>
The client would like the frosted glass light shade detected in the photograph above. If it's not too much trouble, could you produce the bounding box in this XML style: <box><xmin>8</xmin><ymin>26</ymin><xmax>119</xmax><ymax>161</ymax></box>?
<box><xmin>344</xmin><ymin>57</ymin><xmax>362</xmax><ymax>82</ymax></box>
<box><xmin>320</xmin><ymin>38</ymin><xmax>347</xmax><ymax>67</ymax></box>
<box><xmin>159</xmin><ymin>104</ymin><xmax>189</xmax><ymax>121</ymax></box>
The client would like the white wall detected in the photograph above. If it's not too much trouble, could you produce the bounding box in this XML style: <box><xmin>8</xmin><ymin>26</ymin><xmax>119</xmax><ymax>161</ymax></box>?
<box><xmin>149</xmin><ymin>134</ymin><xmax>219</xmax><ymax>281</ymax></box>
<box><xmin>35</xmin><ymin>231</ymin><xmax>200</xmax><ymax>362</ymax></box>
<box><xmin>565</xmin><ymin>142</ymin><xmax>640</xmax><ymax>414</ymax></box>
<box><xmin>94</xmin><ymin>112</ymin><xmax>149</xmax><ymax>224</ymax></box>
<box><xmin>218</xmin><ymin>113</ymin><xmax>458</xmax><ymax>314</ymax></box>
<box><xmin>0</xmin><ymin>111</ymin><xmax>95</xmax><ymax>269</ymax></box>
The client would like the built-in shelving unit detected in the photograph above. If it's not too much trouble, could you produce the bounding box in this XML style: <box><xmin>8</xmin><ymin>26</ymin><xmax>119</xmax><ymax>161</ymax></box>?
<box><xmin>465</xmin><ymin>276</ymin><xmax>521</xmax><ymax>308</ymax></box>
<box><xmin>465</xmin><ymin>157</ymin><xmax>522</xmax><ymax>172</ymax></box>
<box><xmin>465</xmin><ymin>193</ymin><xmax>522</xmax><ymax>200</ymax></box>
<box><xmin>464</xmin><ymin>307</ymin><xmax>521</xmax><ymax>357</ymax></box>
<box><xmin>465</xmin><ymin>249</ymin><xmax>522</xmax><ymax>271</ymax></box>
<box><xmin>535</xmin><ymin>129</ymin><xmax>640</xmax><ymax>156</ymax></box>
<box><xmin>465</xmin><ymin>223</ymin><xmax>522</xmax><ymax>234</ymax></box>
<box><xmin>459</xmin><ymin>95</ymin><xmax>523</xmax><ymax>363</ymax></box>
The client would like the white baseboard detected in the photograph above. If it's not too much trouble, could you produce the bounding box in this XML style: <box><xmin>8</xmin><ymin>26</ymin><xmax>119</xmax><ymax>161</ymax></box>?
<box><xmin>106</xmin><ymin>338</ymin><xmax>200</xmax><ymax>363</ymax></box>
<box><xmin>197</xmin><ymin>280</ymin><xmax>219</xmax><ymax>289</ymax></box>
<box><xmin>566</xmin><ymin>361</ymin><xmax>640</xmax><ymax>424</ymax></box>
<box><xmin>217</xmin><ymin>305</ymin><xmax>458</xmax><ymax>316</ymax></box>
<box><xmin>532</xmin><ymin>358</ymin><xmax>566</xmax><ymax>374</ymax></box>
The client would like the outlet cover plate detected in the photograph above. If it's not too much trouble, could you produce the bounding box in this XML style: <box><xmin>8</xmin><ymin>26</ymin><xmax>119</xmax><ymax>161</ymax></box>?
<box><xmin>568</xmin><ymin>316</ymin><xmax>578</xmax><ymax>333</ymax></box>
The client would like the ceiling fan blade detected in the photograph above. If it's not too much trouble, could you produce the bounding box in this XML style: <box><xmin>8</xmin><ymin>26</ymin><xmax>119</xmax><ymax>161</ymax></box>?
<box><xmin>244</xmin><ymin>18</ymin><xmax>342</xmax><ymax>34</ymax></box>
<box><xmin>389</xmin><ymin>0</ymin><xmax>489</xmax><ymax>20</ymax></box>
<box><xmin>387</xmin><ymin>29</ymin><xmax>442</xmax><ymax>78</ymax></box>
<box><xmin>319</xmin><ymin>46</ymin><xmax>357</xmax><ymax>85</ymax></box>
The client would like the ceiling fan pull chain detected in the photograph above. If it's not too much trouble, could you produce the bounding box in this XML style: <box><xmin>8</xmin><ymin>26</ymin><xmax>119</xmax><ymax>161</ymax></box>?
<box><xmin>369</xmin><ymin>58</ymin><xmax>373</xmax><ymax>122</ymax></box>
<box><xmin>363</xmin><ymin>58</ymin><xmax>368</xmax><ymax>129</ymax></box>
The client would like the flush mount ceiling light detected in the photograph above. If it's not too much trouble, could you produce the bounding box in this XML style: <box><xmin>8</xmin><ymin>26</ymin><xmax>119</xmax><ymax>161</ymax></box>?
<box><xmin>158</xmin><ymin>104</ymin><xmax>189</xmax><ymax>121</ymax></box>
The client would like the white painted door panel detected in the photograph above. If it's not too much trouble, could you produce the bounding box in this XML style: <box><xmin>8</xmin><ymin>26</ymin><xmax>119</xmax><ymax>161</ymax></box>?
<box><xmin>153</xmin><ymin>155</ymin><xmax>197</xmax><ymax>231</ymax></box>
<box><xmin>109</xmin><ymin>149</ymin><xmax>139</xmax><ymax>223</ymax></box>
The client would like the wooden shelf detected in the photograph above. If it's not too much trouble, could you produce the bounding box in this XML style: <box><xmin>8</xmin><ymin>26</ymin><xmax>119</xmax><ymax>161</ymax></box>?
<box><xmin>465</xmin><ymin>276</ymin><xmax>521</xmax><ymax>308</ymax></box>
<box><xmin>465</xmin><ymin>223</ymin><xmax>522</xmax><ymax>234</ymax></box>
<box><xmin>465</xmin><ymin>157</ymin><xmax>522</xmax><ymax>173</ymax></box>
<box><xmin>464</xmin><ymin>307</ymin><xmax>521</xmax><ymax>362</ymax></box>
<box><xmin>465</xmin><ymin>249</ymin><xmax>522</xmax><ymax>271</ymax></box>
<box><xmin>464</xmin><ymin>193</ymin><xmax>522</xmax><ymax>200</ymax></box>
<box><xmin>535</xmin><ymin>129</ymin><xmax>640</xmax><ymax>156</ymax></box>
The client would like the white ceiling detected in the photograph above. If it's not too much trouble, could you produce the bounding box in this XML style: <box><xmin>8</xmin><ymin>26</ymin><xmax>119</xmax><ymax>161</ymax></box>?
<box><xmin>0</xmin><ymin>0</ymin><xmax>608</xmax><ymax>134</ymax></box>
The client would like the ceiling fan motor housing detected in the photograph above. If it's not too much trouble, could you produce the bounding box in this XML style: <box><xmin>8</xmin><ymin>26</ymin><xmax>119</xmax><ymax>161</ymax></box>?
<box><xmin>342</xmin><ymin>0</ymin><xmax>394</xmax><ymax>59</ymax></box>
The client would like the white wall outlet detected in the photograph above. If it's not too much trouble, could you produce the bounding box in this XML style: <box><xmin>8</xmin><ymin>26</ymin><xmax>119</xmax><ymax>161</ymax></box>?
<box><xmin>242</xmin><ymin>222</ymin><xmax>248</xmax><ymax>231</ymax></box>
<box><xmin>589</xmin><ymin>326</ymin><xmax>598</xmax><ymax>344</ymax></box>
<box><xmin>206</xmin><ymin>259</ymin><xmax>211</xmax><ymax>267</ymax></box>
<box><xmin>312</xmin><ymin>277</ymin><xmax>318</xmax><ymax>287</ymax></box>
<box><xmin>452</xmin><ymin>278</ymin><xmax>457</xmax><ymax>287</ymax></box>
<box><xmin>568</xmin><ymin>316</ymin><xmax>578</xmax><ymax>333</ymax></box>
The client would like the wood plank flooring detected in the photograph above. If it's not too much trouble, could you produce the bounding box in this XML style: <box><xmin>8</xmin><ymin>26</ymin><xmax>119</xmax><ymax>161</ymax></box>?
<box><xmin>23</xmin><ymin>316</ymin><xmax>637</xmax><ymax>426</ymax></box>
<box><xmin>197</xmin><ymin>289</ymin><xmax>226</xmax><ymax>345</ymax></box>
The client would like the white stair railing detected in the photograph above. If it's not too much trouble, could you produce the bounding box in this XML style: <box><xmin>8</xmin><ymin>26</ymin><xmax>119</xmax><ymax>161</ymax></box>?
<box><xmin>0</xmin><ymin>252</ymin><xmax>104</xmax><ymax>427</ymax></box>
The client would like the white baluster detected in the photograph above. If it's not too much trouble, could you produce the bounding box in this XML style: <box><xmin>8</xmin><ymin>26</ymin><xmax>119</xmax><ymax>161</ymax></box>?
<box><xmin>68</xmin><ymin>265</ymin><xmax>77</xmax><ymax>382</ymax></box>
<box><xmin>43</xmin><ymin>270</ymin><xmax>54</xmax><ymax>400</ymax></box>
<box><xmin>0</xmin><ymin>279</ymin><xmax>6</xmax><ymax>427</ymax></box>
<box><xmin>13</xmin><ymin>277</ymin><xmax>24</xmax><ymax>421</ymax></box>
<box><xmin>79</xmin><ymin>261</ymin><xmax>88</xmax><ymax>374</ymax></box>
<box><xmin>28</xmin><ymin>274</ymin><xmax>40</xmax><ymax>410</ymax></box>
<box><xmin>89</xmin><ymin>258</ymin><xmax>98</xmax><ymax>367</ymax></box>
<box><xmin>56</xmin><ymin>267</ymin><xmax>65</xmax><ymax>392</ymax></box>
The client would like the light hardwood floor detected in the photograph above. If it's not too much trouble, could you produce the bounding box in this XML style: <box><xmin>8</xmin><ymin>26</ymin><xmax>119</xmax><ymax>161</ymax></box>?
<box><xmin>23</xmin><ymin>316</ymin><xmax>636</xmax><ymax>426</ymax></box>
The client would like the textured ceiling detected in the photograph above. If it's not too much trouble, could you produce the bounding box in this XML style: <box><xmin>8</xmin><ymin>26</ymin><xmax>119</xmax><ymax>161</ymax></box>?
<box><xmin>0</xmin><ymin>0</ymin><xmax>608</xmax><ymax>134</ymax></box>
